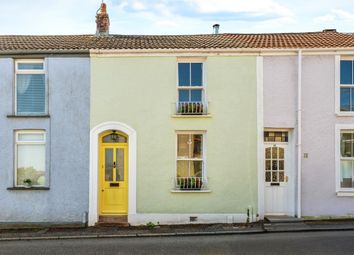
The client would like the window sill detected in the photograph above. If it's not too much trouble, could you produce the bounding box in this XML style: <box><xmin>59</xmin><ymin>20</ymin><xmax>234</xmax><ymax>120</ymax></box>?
<box><xmin>336</xmin><ymin>191</ymin><xmax>354</xmax><ymax>197</ymax></box>
<box><xmin>336</xmin><ymin>112</ymin><xmax>354</xmax><ymax>117</ymax></box>
<box><xmin>7</xmin><ymin>115</ymin><xmax>50</xmax><ymax>119</ymax></box>
<box><xmin>171</xmin><ymin>114</ymin><xmax>212</xmax><ymax>118</ymax></box>
<box><xmin>7</xmin><ymin>187</ymin><xmax>50</xmax><ymax>191</ymax></box>
<box><xmin>171</xmin><ymin>189</ymin><xmax>211</xmax><ymax>193</ymax></box>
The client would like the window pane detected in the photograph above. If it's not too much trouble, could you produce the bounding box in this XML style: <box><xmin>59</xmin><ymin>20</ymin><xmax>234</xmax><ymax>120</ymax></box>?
<box><xmin>116</xmin><ymin>148</ymin><xmax>124</xmax><ymax>181</ymax></box>
<box><xmin>340</xmin><ymin>60</ymin><xmax>353</xmax><ymax>84</ymax></box>
<box><xmin>177</xmin><ymin>134</ymin><xmax>190</xmax><ymax>158</ymax></box>
<box><xmin>177</xmin><ymin>160</ymin><xmax>189</xmax><ymax>177</ymax></box>
<box><xmin>341</xmin><ymin>160</ymin><xmax>353</xmax><ymax>188</ymax></box>
<box><xmin>191</xmin><ymin>90</ymin><xmax>202</xmax><ymax>102</ymax></box>
<box><xmin>17</xmin><ymin>144</ymin><xmax>45</xmax><ymax>186</ymax></box>
<box><xmin>191</xmin><ymin>63</ymin><xmax>202</xmax><ymax>86</ymax></box>
<box><xmin>341</xmin><ymin>133</ymin><xmax>352</xmax><ymax>157</ymax></box>
<box><xmin>340</xmin><ymin>88</ymin><xmax>350</xmax><ymax>112</ymax></box>
<box><xmin>265</xmin><ymin>148</ymin><xmax>271</xmax><ymax>159</ymax></box>
<box><xmin>192</xmin><ymin>134</ymin><xmax>203</xmax><ymax>158</ymax></box>
<box><xmin>178</xmin><ymin>89</ymin><xmax>190</xmax><ymax>102</ymax></box>
<box><xmin>190</xmin><ymin>161</ymin><xmax>202</xmax><ymax>177</ymax></box>
<box><xmin>18</xmin><ymin>133</ymin><xmax>44</xmax><ymax>142</ymax></box>
<box><xmin>178</xmin><ymin>63</ymin><xmax>190</xmax><ymax>86</ymax></box>
<box><xmin>18</xmin><ymin>63</ymin><xmax>44</xmax><ymax>70</ymax></box>
<box><xmin>102</xmin><ymin>133</ymin><xmax>127</xmax><ymax>143</ymax></box>
<box><xmin>105</xmin><ymin>148</ymin><xmax>113</xmax><ymax>181</ymax></box>
<box><xmin>17</xmin><ymin>74</ymin><xmax>45</xmax><ymax>114</ymax></box>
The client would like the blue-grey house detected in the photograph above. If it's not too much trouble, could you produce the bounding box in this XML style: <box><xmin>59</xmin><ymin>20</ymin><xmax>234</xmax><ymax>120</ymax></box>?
<box><xmin>0</xmin><ymin>48</ymin><xmax>90</xmax><ymax>223</ymax></box>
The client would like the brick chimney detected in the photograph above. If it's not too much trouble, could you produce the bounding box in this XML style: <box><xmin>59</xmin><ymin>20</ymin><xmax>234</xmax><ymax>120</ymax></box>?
<box><xmin>96</xmin><ymin>2</ymin><xmax>110</xmax><ymax>36</ymax></box>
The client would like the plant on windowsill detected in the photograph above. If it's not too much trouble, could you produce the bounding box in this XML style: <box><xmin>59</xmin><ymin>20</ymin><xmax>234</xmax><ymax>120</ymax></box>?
<box><xmin>23</xmin><ymin>179</ymin><xmax>32</xmax><ymax>188</ymax></box>
<box><xmin>178</xmin><ymin>177</ymin><xmax>203</xmax><ymax>190</ymax></box>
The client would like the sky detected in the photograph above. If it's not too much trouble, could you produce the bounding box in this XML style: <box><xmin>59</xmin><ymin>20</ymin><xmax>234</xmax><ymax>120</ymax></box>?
<box><xmin>1</xmin><ymin>0</ymin><xmax>354</xmax><ymax>35</ymax></box>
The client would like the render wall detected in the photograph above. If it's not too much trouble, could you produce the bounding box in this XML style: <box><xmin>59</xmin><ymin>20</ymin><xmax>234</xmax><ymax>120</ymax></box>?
<box><xmin>263</xmin><ymin>56</ymin><xmax>297</xmax><ymax>128</ymax></box>
<box><xmin>91</xmin><ymin>56</ymin><xmax>258</xmax><ymax>216</ymax></box>
<box><xmin>0</xmin><ymin>57</ymin><xmax>90</xmax><ymax>222</ymax></box>
<box><xmin>302</xmin><ymin>55</ymin><xmax>354</xmax><ymax>217</ymax></box>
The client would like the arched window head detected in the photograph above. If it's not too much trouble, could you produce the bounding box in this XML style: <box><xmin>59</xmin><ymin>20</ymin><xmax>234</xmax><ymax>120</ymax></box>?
<box><xmin>102</xmin><ymin>130</ymin><xmax>127</xmax><ymax>143</ymax></box>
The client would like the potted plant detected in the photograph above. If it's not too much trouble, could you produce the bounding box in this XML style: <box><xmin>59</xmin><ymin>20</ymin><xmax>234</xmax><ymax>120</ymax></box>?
<box><xmin>23</xmin><ymin>179</ymin><xmax>32</xmax><ymax>188</ymax></box>
<box><xmin>178</xmin><ymin>177</ymin><xmax>203</xmax><ymax>190</ymax></box>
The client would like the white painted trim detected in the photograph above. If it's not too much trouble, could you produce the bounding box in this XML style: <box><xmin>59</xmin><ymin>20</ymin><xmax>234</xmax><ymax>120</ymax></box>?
<box><xmin>14</xmin><ymin>59</ymin><xmax>47</xmax><ymax>115</ymax></box>
<box><xmin>296</xmin><ymin>50</ymin><xmax>302</xmax><ymax>218</ymax></box>
<box><xmin>90</xmin><ymin>48</ymin><xmax>354</xmax><ymax>57</ymax></box>
<box><xmin>337</xmin><ymin>192</ymin><xmax>354</xmax><ymax>197</ymax></box>
<box><xmin>128</xmin><ymin>213</ymin><xmax>251</xmax><ymax>225</ymax></box>
<box><xmin>14</xmin><ymin>130</ymin><xmax>46</xmax><ymax>188</ymax></box>
<box><xmin>89</xmin><ymin>121</ymin><xmax>137</xmax><ymax>226</ymax></box>
<box><xmin>335</xmin><ymin>124</ymin><xmax>354</xmax><ymax>193</ymax></box>
<box><xmin>171</xmin><ymin>114</ymin><xmax>212</xmax><ymax>118</ymax></box>
<box><xmin>335</xmin><ymin>55</ymin><xmax>341</xmax><ymax>115</ymax></box>
<box><xmin>256</xmin><ymin>56</ymin><xmax>264</xmax><ymax>219</ymax></box>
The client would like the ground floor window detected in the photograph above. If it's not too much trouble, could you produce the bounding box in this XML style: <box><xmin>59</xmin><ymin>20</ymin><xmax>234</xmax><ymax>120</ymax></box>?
<box><xmin>176</xmin><ymin>132</ymin><xmax>205</xmax><ymax>190</ymax></box>
<box><xmin>340</xmin><ymin>131</ymin><xmax>354</xmax><ymax>188</ymax></box>
<box><xmin>15</xmin><ymin>130</ymin><xmax>46</xmax><ymax>187</ymax></box>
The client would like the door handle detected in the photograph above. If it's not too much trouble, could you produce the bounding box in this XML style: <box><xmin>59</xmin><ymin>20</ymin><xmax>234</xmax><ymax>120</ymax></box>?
<box><xmin>285</xmin><ymin>176</ymin><xmax>289</xmax><ymax>182</ymax></box>
<box><xmin>101</xmin><ymin>189</ymin><xmax>104</xmax><ymax>192</ymax></box>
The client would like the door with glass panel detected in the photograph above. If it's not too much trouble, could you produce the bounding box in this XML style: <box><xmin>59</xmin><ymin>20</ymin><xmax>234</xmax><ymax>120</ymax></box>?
<box><xmin>99</xmin><ymin>131</ymin><xmax>128</xmax><ymax>215</ymax></box>
<box><xmin>263</xmin><ymin>131</ymin><xmax>293</xmax><ymax>215</ymax></box>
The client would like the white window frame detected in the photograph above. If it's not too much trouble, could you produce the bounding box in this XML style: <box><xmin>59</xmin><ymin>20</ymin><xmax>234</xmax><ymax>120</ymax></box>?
<box><xmin>14</xmin><ymin>130</ymin><xmax>46</xmax><ymax>187</ymax></box>
<box><xmin>335</xmin><ymin>124</ymin><xmax>354</xmax><ymax>195</ymax></box>
<box><xmin>15</xmin><ymin>59</ymin><xmax>47</xmax><ymax>115</ymax></box>
<box><xmin>175</xmin><ymin>131</ymin><xmax>207</xmax><ymax>183</ymax></box>
<box><xmin>335</xmin><ymin>55</ymin><xmax>354</xmax><ymax>116</ymax></box>
<box><xmin>176</xmin><ymin>58</ymin><xmax>207</xmax><ymax>107</ymax></box>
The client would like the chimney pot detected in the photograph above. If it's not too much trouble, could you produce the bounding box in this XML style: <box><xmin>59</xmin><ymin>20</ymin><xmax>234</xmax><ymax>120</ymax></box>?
<box><xmin>213</xmin><ymin>24</ymin><xmax>220</xmax><ymax>34</ymax></box>
<box><xmin>322</xmin><ymin>28</ymin><xmax>337</xmax><ymax>33</ymax></box>
<box><xmin>96</xmin><ymin>2</ymin><xmax>110</xmax><ymax>36</ymax></box>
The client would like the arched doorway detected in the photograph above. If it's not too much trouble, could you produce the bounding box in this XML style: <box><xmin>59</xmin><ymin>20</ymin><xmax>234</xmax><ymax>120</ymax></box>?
<box><xmin>99</xmin><ymin>131</ymin><xmax>128</xmax><ymax>216</ymax></box>
<box><xmin>89</xmin><ymin>122</ymin><xmax>137</xmax><ymax>226</ymax></box>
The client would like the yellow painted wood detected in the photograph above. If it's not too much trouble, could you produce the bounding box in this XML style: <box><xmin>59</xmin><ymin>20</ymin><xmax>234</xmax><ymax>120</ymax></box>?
<box><xmin>99</xmin><ymin>131</ymin><xmax>128</xmax><ymax>215</ymax></box>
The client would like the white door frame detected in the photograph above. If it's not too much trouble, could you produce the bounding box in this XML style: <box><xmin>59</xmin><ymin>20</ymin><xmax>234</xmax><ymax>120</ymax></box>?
<box><xmin>89</xmin><ymin>121</ymin><xmax>137</xmax><ymax>226</ymax></box>
<box><xmin>262</xmin><ymin>129</ymin><xmax>296</xmax><ymax>217</ymax></box>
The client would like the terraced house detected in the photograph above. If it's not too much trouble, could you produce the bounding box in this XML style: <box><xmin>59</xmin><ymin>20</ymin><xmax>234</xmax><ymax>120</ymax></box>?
<box><xmin>1</xmin><ymin>3</ymin><xmax>354</xmax><ymax>227</ymax></box>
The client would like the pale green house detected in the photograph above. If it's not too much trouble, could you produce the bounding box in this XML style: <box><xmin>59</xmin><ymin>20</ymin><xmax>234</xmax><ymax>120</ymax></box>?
<box><xmin>88</xmin><ymin>50</ymin><xmax>260</xmax><ymax>225</ymax></box>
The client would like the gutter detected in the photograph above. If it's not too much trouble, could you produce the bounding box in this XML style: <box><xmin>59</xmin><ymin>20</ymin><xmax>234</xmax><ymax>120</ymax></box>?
<box><xmin>0</xmin><ymin>49</ymin><xmax>90</xmax><ymax>56</ymax></box>
<box><xmin>297</xmin><ymin>50</ymin><xmax>302</xmax><ymax>218</ymax></box>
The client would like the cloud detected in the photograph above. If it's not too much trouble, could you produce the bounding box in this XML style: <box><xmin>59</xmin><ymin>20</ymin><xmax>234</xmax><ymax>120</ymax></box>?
<box><xmin>314</xmin><ymin>9</ymin><xmax>354</xmax><ymax>23</ymax></box>
<box><xmin>117</xmin><ymin>0</ymin><xmax>293</xmax><ymax>22</ymax></box>
<box><xmin>188</xmin><ymin>0</ymin><xmax>292</xmax><ymax>17</ymax></box>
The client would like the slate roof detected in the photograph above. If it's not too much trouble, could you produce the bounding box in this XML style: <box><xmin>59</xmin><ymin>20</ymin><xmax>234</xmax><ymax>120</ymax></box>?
<box><xmin>1</xmin><ymin>31</ymin><xmax>354</xmax><ymax>53</ymax></box>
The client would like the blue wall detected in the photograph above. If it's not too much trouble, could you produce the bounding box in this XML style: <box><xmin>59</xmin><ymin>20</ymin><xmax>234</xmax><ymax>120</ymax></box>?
<box><xmin>0</xmin><ymin>57</ymin><xmax>90</xmax><ymax>223</ymax></box>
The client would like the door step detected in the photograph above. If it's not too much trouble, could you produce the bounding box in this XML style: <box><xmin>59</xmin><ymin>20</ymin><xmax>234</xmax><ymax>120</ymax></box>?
<box><xmin>97</xmin><ymin>216</ymin><xmax>129</xmax><ymax>227</ymax></box>
<box><xmin>264</xmin><ymin>215</ymin><xmax>307</xmax><ymax>232</ymax></box>
<box><xmin>264</xmin><ymin>215</ymin><xmax>304</xmax><ymax>223</ymax></box>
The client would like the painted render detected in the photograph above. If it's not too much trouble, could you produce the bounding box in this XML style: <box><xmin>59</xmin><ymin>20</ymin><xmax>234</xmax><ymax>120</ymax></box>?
<box><xmin>264</xmin><ymin>55</ymin><xmax>354</xmax><ymax>218</ymax></box>
<box><xmin>90</xmin><ymin>56</ymin><xmax>258</xmax><ymax>222</ymax></box>
<box><xmin>302</xmin><ymin>55</ymin><xmax>354</xmax><ymax>217</ymax></box>
<box><xmin>0</xmin><ymin>57</ymin><xmax>90</xmax><ymax>223</ymax></box>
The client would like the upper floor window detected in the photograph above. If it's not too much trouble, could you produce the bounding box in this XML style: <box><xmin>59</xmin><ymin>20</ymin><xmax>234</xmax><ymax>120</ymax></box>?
<box><xmin>177</xmin><ymin>63</ymin><xmax>206</xmax><ymax>115</ymax></box>
<box><xmin>340</xmin><ymin>59</ymin><xmax>354</xmax><ymax>112</ymax></box>
<box><xmin>15</xmin><ymin>60</ymin><xmax>46</xmax><ymax>115</ymax></box>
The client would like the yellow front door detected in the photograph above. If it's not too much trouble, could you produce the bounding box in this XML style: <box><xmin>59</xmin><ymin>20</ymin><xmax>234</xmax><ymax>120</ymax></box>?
<box><xmin>99</xmin><ymin>132</ymin><xmax>128</xmax><ymax>215</ymax></box>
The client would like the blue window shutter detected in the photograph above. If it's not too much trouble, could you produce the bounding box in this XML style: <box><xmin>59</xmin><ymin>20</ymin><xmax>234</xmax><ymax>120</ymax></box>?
<box><xmin>178</xmin><ymin>63</ymin><xmax>190</xmax><ymax>86</ymax></box>
<box><xmin>340</xmin><ymin>60</ymin><xmax>353</xmax><ymax>84</ymax></box>
<box><xmin>191</xmin><ymin>63</ymin><xmax>202</xmax><ymax>86</ymax></box>
<box><xmin>17</xmin><ymin>74</ymin><xmax>45</xmax><ymax>114</ymax></box>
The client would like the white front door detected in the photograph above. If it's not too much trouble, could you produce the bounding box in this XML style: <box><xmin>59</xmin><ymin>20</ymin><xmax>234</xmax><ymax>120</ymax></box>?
<box><xmin>264</xmin><ymin>143</ymin><xmax>290</xmax><ymax>215</ymax></box>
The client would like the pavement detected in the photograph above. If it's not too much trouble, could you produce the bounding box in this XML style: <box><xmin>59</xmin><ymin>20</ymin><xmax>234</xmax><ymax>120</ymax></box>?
<box><xmin>1</xmin><ymin>220</ymin><xmax>354</xmax><ymax>241</ymax></box>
